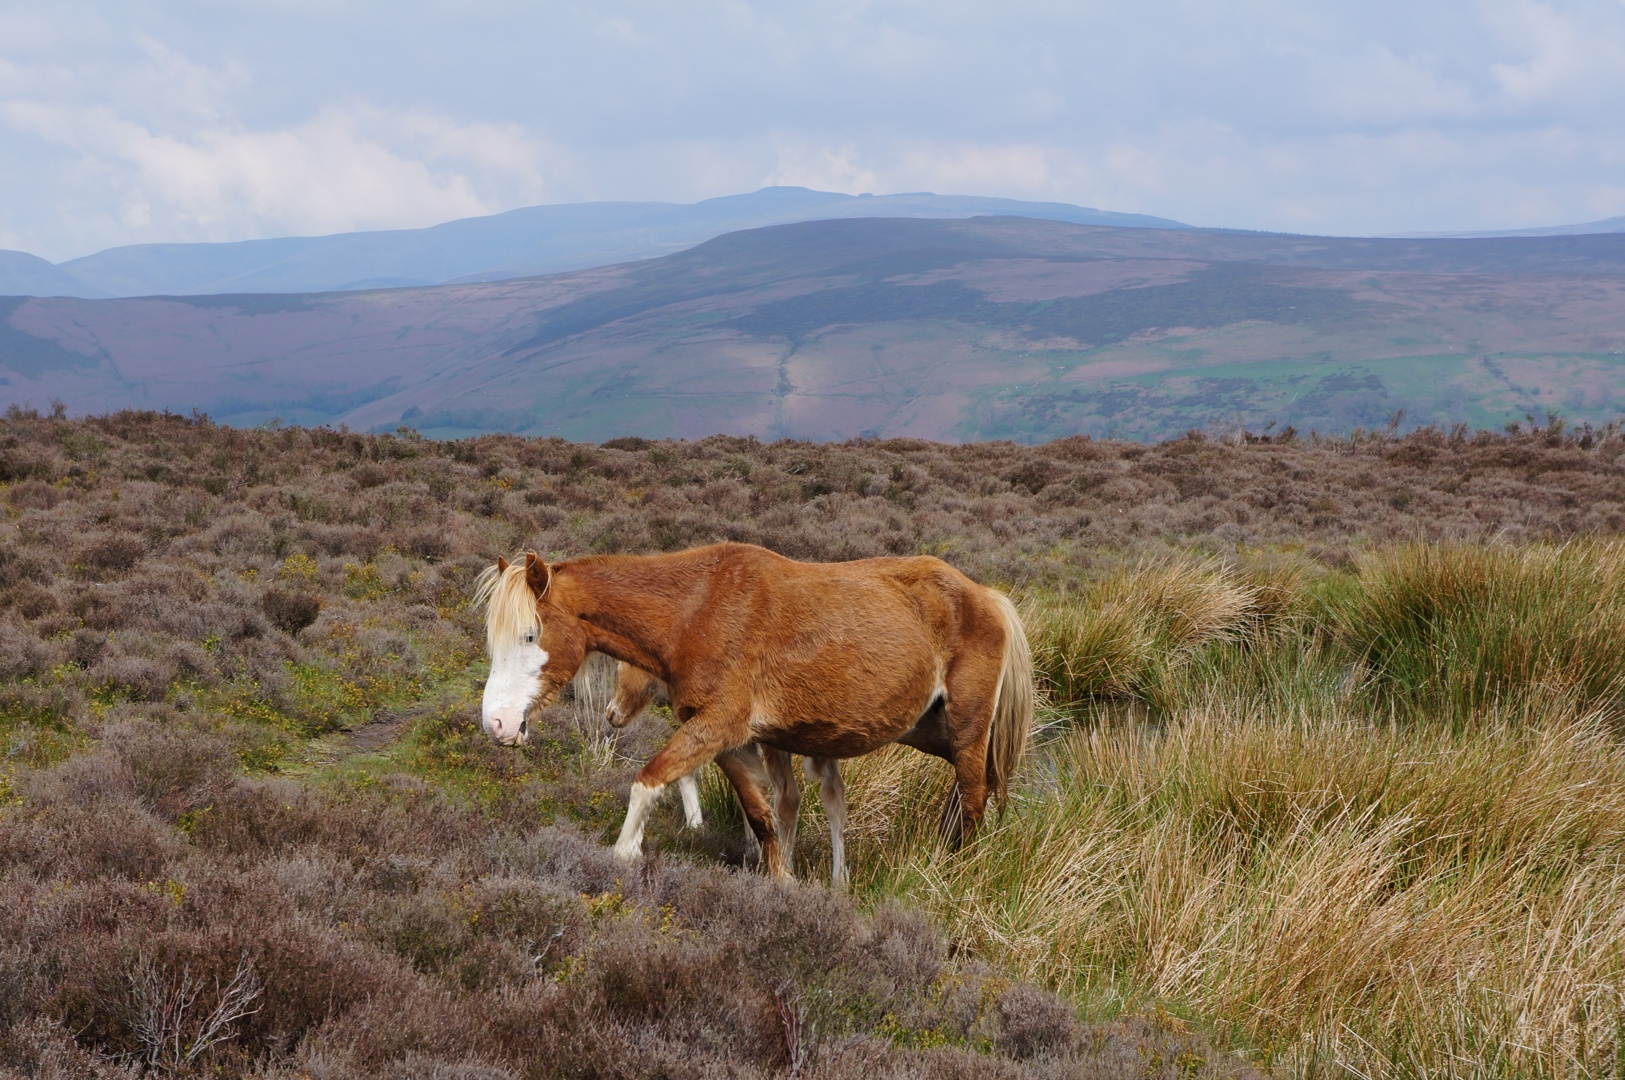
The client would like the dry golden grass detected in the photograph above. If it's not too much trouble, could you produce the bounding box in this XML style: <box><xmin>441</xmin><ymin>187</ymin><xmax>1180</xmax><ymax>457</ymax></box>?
<box><xmin>838</xmin><ymin>705</ymin><xmax>1625</xmax><ymax>1077</ymax></box>
<box><xmin>796</xmin><ymin>549</ymin><xmax>1625</xmax><ymax>1078</ymax></box>
<box><xmin>1338</xmin><ymin>540</ymin><xmax>1625</xmax><ymax>723</ymax></box>
<box><xmin>1027</xmin><ymin>559</ymin><xmax>1265</xmax><ymax>708</ymax></box>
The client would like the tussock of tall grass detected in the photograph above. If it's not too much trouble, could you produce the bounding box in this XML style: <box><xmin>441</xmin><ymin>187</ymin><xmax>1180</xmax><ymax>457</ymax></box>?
<box><xmin>1027</xmin><ymin>560</ymin><xmax>1258</xmax><ymax>709</ymax></box>
<box><xmin>1026</xmin><ymin>555</ymin><xmax>1314</xmax><ymax>711</ymax></box>
<box><xmin>842</xmin><ymin>704</ymin><xmax>1625</xmax><ymax>1076</ymax></box>
<box><xmin>1336</xmin><ymin>540</ymin><xmax>1625</xmax><ymax>723</ymax></box>
<box><xmin>565</xmin><ymin>652</ymin><xmax>622</xmax><ymax>772</ymax></box>
<box><xmin>820</xmin><ymin>545</ymin><xmax>1625</xmax><ymax>1077</ymax></box>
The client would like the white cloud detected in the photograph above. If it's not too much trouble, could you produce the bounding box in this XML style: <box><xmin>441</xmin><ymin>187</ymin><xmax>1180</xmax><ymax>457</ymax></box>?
<box><xmin>1311</xmin><ymin>46</ymin><xmax>1477</xmax><ymax>126</ymax></box>
<box><xmin>1489</xmin><ymin>2</ymin><xmax>1589</xmax><ymax>102</ymax></box>
<box><xmin>4</xmin><ymin>1</ymin><xmax>1625</xmax><ymax>258</ymax></box>
<box><xmin>763</xmin><ymin>142</ymin><xmax>881</xmax><ymax>196</ymax></box>
<box><xmin>0</xmin><ymin>97</ymin><xmax>557</xmax><ymax>255</ymax></box>
<box><xmin>129</xmin><ymin>34</ymin><xmax>243</xmax><ymax>121</ymax></box>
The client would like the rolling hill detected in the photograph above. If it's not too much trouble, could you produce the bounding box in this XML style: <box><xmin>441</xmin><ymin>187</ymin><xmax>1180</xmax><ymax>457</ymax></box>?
<box><xmin>29</xmin><ymin>187</ymin><xmax>1185</xmax><ymax>299</ymax></box>
<box><xmin>1437</xmin><ymin>215</ymin><xmax>1625</xmax><ymax>239</ymax></box>
<box><xmin>0</xmin><ymin>251</ymin><xmax>108</xmax><ymax>299</ymax></box>
<box><xmin>4</xmin><ymin>216</ymin><xmax>1625</xmax><ymax>442</ymax></box>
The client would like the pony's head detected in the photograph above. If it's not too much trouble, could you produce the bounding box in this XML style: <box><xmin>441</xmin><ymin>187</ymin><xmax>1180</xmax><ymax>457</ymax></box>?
<box><xmin>474</xmin><ymin>552</ymin><xmax>586</xmax><ymax>745</ymax></box>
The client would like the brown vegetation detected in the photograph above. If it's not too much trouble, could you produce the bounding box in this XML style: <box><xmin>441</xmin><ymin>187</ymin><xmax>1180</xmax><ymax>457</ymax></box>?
<box><xmin>5</xmin><ymin>718</ymin><xmax>1251</xmax><ymax>1078</ymax></box>
<box><xmin>5</xmin><ymin>406</ymin><xmax>1625</xmax><ymax>1076</ymax></box>
<box><xmin>0</xmin><ymin>407</ymin><xmax>1275</xmax><ymax>1077</ymax></box>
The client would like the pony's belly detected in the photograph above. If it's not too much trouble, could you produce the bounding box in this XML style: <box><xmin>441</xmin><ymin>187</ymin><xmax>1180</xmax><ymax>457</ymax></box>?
<box><xmin>751</xmin><ymin>687</ymin><xmax>941</xmax><ymax>759</ymax></box>
<box><xmin>756</xmin><ymin>718</ymin><xmax>900</xmax><ymax>759</ymax></box>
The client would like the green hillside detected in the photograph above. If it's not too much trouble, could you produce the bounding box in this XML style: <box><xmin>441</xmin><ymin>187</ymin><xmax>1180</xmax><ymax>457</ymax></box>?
<box><xmin>4</xmin><ymin>216</ymin><xmax>1625</xmax><ymax>441</ymax></box>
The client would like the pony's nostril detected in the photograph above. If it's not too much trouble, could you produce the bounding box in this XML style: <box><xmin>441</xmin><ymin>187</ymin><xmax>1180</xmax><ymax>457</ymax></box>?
<box><xmin>518</xmin><ymin>718</ymin><xmax>528</xmax><ymax>738</ymax></box>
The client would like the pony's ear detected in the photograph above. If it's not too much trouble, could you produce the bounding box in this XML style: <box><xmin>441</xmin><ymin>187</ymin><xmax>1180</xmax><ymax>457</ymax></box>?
<box><xmin>523</xmin><ymin>551</ymin><xmax>551</xmax><ymax>598</ymax></box>
<box><xmin>496</xmin><ymin>556</ymin><xmax>510</xmax><ymax>573</ymax></box>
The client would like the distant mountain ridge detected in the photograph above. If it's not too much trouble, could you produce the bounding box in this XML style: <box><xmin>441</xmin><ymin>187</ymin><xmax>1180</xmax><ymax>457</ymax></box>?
<box><xmin>1414</xmin><ymin>215</ymin><xmax>1625</xmax><ymax>239</ymax></box>
<box><xmin>17</xmin><ymin>188</ymin><xmax>1625</xmax><ymax>300</ymax></box>
<box><xmin>5</xmin><ymin>215</ymin><xmax>1625</xmax><ymax>443</ymax></box>
<box><xmin>0</xmin><ymin>251</ymin><xmax>109</xmax><ymax>299</ymax></box>
<box><xmin>11</xmin><ymin>187</ymin><xmax>1185</xmax><ymax>299</ymax></box>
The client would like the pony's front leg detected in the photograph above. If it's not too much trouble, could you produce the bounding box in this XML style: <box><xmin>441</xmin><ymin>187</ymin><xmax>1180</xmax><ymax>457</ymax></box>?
<box><xmin>613</xmin><ymin>713</ymin><xmax>742</xmax><ymax>861</ymax></box>
<box><xmin>676</xmin><ymin>773</ymin><xmax>703</xmax><ymax>829</ymax></box>
<box><xmin>605</xmin><ymin>663</ymin><xmax>703</xmax><ymax>829</ymax></box>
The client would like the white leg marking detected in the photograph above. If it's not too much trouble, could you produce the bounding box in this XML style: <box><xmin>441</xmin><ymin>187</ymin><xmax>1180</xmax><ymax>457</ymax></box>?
<box><xmin>678</xmin><ymin>773</ymin><xmax>703</xmax><ymax>829</ymax></box>
<box><xmin>816</xmin><ymin>759</ymin><xmax>849</xmax><ymax>890</ymax></box>
<box><xmin>613</xmin><ymin>781</ymin><xmax>664</xmax><ymax>860</ymax></box>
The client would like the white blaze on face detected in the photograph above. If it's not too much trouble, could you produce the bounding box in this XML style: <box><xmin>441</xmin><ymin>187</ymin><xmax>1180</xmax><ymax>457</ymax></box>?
<box><xmin>481</xmin><ymin>625</ymin><xmax>547</xmax><ymax>745</ymax></box>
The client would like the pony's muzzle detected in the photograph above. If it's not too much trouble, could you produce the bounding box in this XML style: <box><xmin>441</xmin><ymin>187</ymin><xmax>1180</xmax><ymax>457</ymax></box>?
<box><xmin>483</xmin><ymin>707</ymin><xmax>529</xmax><ymax>746</ymax></box>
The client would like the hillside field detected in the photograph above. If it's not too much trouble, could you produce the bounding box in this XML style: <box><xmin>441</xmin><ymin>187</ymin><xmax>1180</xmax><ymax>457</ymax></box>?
<box><xmin>5</xmin><ymin>217</ymin><xmax>1625</xmax><ymax>444</ymax></box>
<box><xmin>4</xmin><ymin>409</ymin><xmax>1625</xmax><ymax>1077</ymax></box>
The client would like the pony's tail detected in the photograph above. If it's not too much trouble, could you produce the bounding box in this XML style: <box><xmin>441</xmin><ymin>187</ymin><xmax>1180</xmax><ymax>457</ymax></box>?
<box><xmin>985</xmin><ymin>589</ymin><xmax>1034</xmax><ymax>808</ymax></box>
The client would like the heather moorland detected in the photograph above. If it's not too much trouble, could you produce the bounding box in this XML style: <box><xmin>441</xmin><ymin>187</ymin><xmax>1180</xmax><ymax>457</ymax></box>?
<box><xmin>3</xmin><ymin>407</ymin><xmax>1625</xmax><ymax>1078</ymax></box>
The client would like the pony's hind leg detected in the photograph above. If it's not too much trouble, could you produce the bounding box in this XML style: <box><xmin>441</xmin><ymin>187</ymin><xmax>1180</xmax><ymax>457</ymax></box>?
<box><xmin>763</xmin><ymin>747</ymin><xmax>800</xmax><ymax>875</ymax></box>
<box><xmin>714</xmin><ymin>746</ymin><xmax>789</xmax><ymax>879</ymax></box>
<box><xmin>941</xmin><ymin>666</ymin><xmax>1001</xmax><ymax>844</ymax></box>
<box><xmin>807</xmin><ymin>757</ymin><xmax>847</xmax><ymax>889</ymax></box>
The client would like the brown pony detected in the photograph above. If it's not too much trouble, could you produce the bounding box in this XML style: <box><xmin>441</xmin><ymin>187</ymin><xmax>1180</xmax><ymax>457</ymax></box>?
<box><xmin>606</xmin><ymin>662</ymin><xmax>850</xmax><ymax>886</ymax></box>
<box><xmin>476</xmin><ymin>542</ymin><xmax>1033</xmax><ymax>878</ymax></box>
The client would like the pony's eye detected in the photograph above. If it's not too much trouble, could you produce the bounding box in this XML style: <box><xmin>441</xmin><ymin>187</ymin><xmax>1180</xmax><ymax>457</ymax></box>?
<box><xmin>524</xmin><ymin>632</ymin><xmax>536</xmax><ymax>644</ymax></box>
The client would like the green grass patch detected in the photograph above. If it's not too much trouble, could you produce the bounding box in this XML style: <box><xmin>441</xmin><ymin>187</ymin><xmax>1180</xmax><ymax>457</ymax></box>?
<box><xmin>1331</xmin><ymin>540</ymin><xmax>1625</xmax><ymax>724</ymax></box>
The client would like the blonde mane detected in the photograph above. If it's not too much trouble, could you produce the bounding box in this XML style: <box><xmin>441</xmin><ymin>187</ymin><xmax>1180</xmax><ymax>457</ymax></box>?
<box><xmin>473</xmin><ymin>558</ymin><xmax>541</xmax><ymax>654</ymax></box>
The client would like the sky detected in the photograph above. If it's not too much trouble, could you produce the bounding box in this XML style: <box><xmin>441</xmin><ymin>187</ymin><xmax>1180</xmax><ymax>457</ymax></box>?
<box><xmin>3</xmin><ymin>1</ymin><xmax>1625</xmax><ymax>262</ymax></box>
